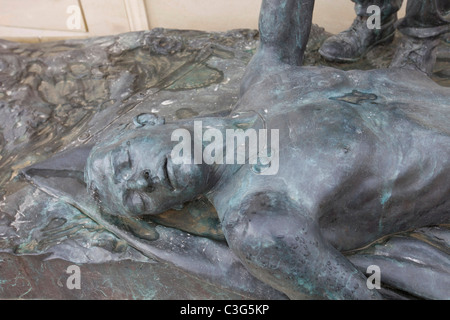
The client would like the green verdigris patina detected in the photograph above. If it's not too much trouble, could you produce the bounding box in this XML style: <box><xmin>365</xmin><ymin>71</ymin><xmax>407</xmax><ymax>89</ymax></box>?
<box><xmin>82</xmin><ymin>0</ymin><xmax>450</xmax><ymax>299</ymax></box>
<box><xmin>1</xmin><ymin>0</ymin><xmax>449</xmax><ymax>300</ymax></box>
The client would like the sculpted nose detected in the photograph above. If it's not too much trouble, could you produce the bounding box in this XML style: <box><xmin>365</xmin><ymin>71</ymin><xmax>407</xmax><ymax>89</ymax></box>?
<box><xmin>126</xmin><ymin>178</ymin><xmax>147</xmax><ymax>190</ymax></box>
<box><xmin>126</xmin><ymin>170</ymin><xmax>155</xmax><ymax>192</ymax></box>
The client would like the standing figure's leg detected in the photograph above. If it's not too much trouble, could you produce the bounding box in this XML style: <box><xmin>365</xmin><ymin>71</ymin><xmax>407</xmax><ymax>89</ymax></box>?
<box><xmin>319</xmin><ymin>0</ymin><xmax>403</xmax><ymax>62</ymax></box>
<box><xmin>259</xmin><ymin>0</ymin><xmax>315</xmax><ymax>66</ymax></box>
<box><xmin>240</xmin><ymin>0</ymin><xmax>315</xmax><ymax>96</ymax></box>
<box><xmin>397</xmin><ymin>0</ymin><xmax>450</xmax><ymax>33</ymax></box>
<box><xmin>390</xmin><ymin>0</ymin><xmax>450</xmax><ymax>75</ymax></box>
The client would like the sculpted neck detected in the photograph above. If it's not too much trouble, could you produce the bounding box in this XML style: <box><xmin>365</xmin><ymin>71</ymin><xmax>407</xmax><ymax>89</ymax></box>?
<box><xmin>169</xmin><ymin>113</ymin><xmax>263</xmax><ymax>197</ymax></box>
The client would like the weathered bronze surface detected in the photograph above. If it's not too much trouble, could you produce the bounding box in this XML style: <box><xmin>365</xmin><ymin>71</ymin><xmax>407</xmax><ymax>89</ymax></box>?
<box><xmin>0</xmin><ymin>1</ymin><xmax>449</xmax><ymax>299</ymax></box>
<box><xmin>319</xmin><ymin>0</ymin><xmax>450</xmax><ymax>72</ymax></box>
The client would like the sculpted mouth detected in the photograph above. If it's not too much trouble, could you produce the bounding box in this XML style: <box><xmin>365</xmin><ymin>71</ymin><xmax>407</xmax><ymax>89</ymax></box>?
<box><xmin>163</xmin><ymin>155</ymin><xmax>176</xmax><ymax>191</ymax></box>
<box><xmin>124</xmin><ymin>190</ymin><xmax>145</xmax><ymax>214</ymax></box>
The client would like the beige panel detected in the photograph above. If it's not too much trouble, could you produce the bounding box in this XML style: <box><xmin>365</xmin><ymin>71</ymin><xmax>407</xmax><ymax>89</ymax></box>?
<box><xmin>145</xmin><ymin>0</ymin><xmax>406</xmax><ymax>34</ymax></box>
<box><xmin>124</xmin><ymin>0</ymin><xmax>150</xmax><ymax>31</ymax></box>
<box><xmin>0</xmin><ymin>25</ymin><xmax>88</xmax><ymax>43</ymax></box>
<box><xmin>145</xmin><ymin>0</ymin><xmax>261</xmax><ymax>32</ymax></box>
<box><xmin>313</xmin><ymin>0</ymin><xmax>356</xmax><ymax>33</ymax></box>
<box><xmin>80</xmin><ymin>0</ymin><xmax>131</xmax><ymax>35</ymax></box>
<box><xmin>0</xmin><ymin>0</ymin><xmax>87</xmax><ymax>32</ymax></box>
<box><xmin>0</xmin><ymin>0</ymin><xmax>408</xmax><ymax>42</ymax></box>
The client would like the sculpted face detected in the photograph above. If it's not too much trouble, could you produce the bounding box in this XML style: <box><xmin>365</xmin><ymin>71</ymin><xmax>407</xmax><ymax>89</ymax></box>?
<box><xmin>85</xmin><ymin>122</ymin><xmax>210</xmax><ymax>217</ymax></box>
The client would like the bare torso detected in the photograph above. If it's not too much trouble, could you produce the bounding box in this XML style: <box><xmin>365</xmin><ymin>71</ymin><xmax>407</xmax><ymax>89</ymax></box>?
<box><xmin>214</xmin><ymin>66</ymin><xmax>450</xmax><ymax>251</ymax></box>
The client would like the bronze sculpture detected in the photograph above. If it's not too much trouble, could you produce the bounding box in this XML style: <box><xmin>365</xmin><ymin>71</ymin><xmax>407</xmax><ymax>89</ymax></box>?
<box><xmin>319</xmin><ymin>0</ymin><xmax>450</xmax><ymax>75</ymax></box>
<box><xmin>0</xmin><ymin>0</ymin><xmax>447</xmax><ymax>300</ymax></box>
<box><xmin>80</xmin><ymin>0</ymin><xmax>450</xmax><ymax>299</ymax></box>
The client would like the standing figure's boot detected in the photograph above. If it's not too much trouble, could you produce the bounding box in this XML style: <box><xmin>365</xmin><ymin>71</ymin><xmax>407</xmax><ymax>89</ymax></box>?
<box><xmin>319</xmin><ymin>13</ymin><xmax>397</xmax><ymax>62</ymax></box>
<box><xmin>389</xmin><ymin>35</ymin><xmax>441</xmax><ymax>75</ymax></box>
<box><xmin>389</xmin><ymin>0</ymin><xmax>450</xmax><ymax>76</ymax></box>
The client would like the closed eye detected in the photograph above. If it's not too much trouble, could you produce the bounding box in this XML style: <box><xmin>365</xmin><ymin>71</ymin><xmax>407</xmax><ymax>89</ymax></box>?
<box><xmin>112</xmin><ymin>148</ymin><xmax>132</xmax><ymax>182</ymax></box>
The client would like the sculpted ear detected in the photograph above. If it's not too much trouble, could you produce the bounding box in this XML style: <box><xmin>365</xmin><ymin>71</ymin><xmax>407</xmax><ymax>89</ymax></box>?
<box><xmin>133</xmin><ymin>113</ymin><xmax>165</xmax><ymax>128</ymax></box>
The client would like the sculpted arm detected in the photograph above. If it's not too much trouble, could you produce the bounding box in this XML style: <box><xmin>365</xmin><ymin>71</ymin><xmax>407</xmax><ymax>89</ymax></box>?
<box><xmin>222</xmin><ymin>192</ymin><xmax>382</xmax><ymax>299</ymax></box>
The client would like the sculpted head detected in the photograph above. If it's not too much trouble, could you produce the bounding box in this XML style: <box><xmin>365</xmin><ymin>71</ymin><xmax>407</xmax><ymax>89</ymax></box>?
<box><xmin>85</xmin><ymin>114</ymin><xmax>213</xmax><ymax>217</ymax></box>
